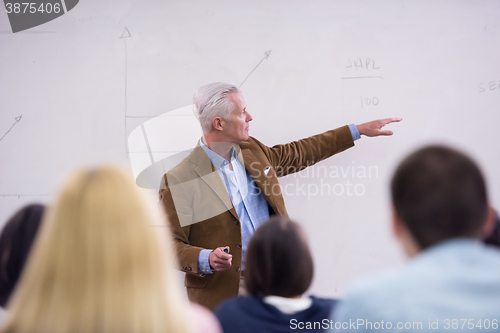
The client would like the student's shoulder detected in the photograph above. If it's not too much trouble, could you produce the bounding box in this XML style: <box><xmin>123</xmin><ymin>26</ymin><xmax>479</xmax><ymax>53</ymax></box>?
<box><xmin>339</xmin><ymin>266</ymin><xmax>414</xmax><ymax>310</ymax></box>
<box><xmin>188</xmin><ymin>302</ymin><xmax>222</xmax><ymax>333</ymax></box>
<box><xmin>215</xmin><ymin>295</ymin><xmax>258</xmax><ymax>314</ymax></box>
<box><xmin>309</xmin><ymin>295</ymin><xmax>339</xmax><ymax>308</ymax></box>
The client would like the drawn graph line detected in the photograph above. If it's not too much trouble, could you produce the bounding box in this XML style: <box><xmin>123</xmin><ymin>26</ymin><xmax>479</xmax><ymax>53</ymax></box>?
<box><xmin>127</xmin><ymin>115</ymin><xmax>194</xmax><ymax>118</ymax></box>
<box><xmin>128</xmin><ymin>50</ymin><xmax>274</xmax><ymax>188</ymax></box>
<box><xmin>0</xmin><ymin>116</ymin><xmax>22</xmax><ymax>142</ymax></box>
<box><xmin>120</xmin><ymin>27</ymin><xmax>132</xmax><ymax>156</ymax></box>
<box><xmin>130</xmin><ymin>151</ymin><xmax>181</xmax><ymax>154</ymax></box>
<box><xmin>240</xmin><ymin>50</ymin><xmax>272</xmax><ymax>87</ymax></box>
<box><xmin>0</xmin><ymin>193</ymin><xmax>52</xmax><ymax>198</ymax></box>
<box><xmin>124</xmin><ymin>49</ymin><xmax>274</xmax><ymax>120</ymax></box>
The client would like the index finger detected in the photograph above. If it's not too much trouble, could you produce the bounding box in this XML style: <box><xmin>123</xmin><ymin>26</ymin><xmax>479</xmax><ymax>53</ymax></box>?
<box><xmin>381</xmin><ymin>117</ymin><xmax>402</xmax><ymax>125</ymax></box>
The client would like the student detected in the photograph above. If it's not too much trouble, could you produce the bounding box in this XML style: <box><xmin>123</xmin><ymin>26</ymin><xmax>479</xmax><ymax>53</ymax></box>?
<box><xmin>3</xmin><ymin>166</ymin><xmax>221</xmax><ymax>333</ymax></box>
<box><xmin>0</xmin><ymin>204</ymin><xmax>45</xmax><ymax>308</ymax></box>
<box><xmin>0</xmin><ymin>204</ymin><xmax>45</xmax><ymax>326</ymax></box>
<box><xmin>215</xmin><ymin>216</ymin><xmax>337</xmax><ymax>332</ymax></box>
<box><xmin>484</xmin><ymin>209</ymin><xmax>500</xmax><ymax>247</ymax></box>
<box><xmin>332</xmin><ymin>146</ymin><xmax>500</xmax><ymax>332</ymax></box>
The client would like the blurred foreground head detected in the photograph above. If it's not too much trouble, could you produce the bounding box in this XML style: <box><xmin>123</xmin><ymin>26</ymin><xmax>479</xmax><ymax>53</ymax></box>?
<box><xmin>391</xmin><ymin>146</ymin><xmax>492</xmax><ymax>253</ymax></box>
<box><xmin>245</xmin><ymin>216</ymin><xmax>314</xmax><ymax>297</ymax></box>
<box><xmin>4</xmin><ymin>166</ymin><xmax>188</xmax><ymax>333</ymax></box>
<box><xmin>0</xmin><ymin>204</ymin><xmax>45</xmax><ymax>307</ymax></box>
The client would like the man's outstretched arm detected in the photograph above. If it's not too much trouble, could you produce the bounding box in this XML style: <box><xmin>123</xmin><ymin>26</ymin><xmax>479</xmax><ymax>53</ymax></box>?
<box><xmin>249</xmin><ymin>117</ymin><xmax>402</xmax><ymax>177</ymax></box>
<box><xmin>356</xmin><ymin>118</ymin><xmax>402</xmax><ymax>137</ymax></box>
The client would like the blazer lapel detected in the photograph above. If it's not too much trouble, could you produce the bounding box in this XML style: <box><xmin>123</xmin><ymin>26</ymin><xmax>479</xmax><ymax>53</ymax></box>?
<box><xmin>242</xmin><ymin>149</ymin><xmax>279</xmax><ymax>214</ymax></box>
<box><xmin>191</xmin><ymin>145</ymin><xmax>239</xmax><ymax>221</ymax></box>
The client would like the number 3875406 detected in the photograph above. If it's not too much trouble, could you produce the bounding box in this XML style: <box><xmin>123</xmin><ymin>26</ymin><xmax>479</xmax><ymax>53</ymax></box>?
<box><xmin>5</xmin><ymin>2</ymin><xmax>61</xmax><ymax>14</ymax></box>
<box><xmin>444</xmin><ymin>319</ymin><xmax>498</xmax><ymax>330</ymax></box>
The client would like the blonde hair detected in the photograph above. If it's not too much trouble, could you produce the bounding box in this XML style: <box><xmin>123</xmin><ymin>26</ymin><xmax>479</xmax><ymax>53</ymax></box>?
<box><xmin>4</xmin><ymin>166</ymin><xmax>189</xmax><ymax>333</ymax></box>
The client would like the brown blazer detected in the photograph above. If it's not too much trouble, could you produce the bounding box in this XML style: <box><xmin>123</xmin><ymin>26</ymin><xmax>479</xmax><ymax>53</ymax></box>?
<box><xmin>159</xmin><ymin>125</ymin><xmax>354</xmax><ymax>310</ymax></box>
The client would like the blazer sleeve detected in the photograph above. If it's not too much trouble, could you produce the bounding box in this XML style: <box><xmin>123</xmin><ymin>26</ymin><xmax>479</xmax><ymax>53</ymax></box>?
<box><xmin>251</xmin><ymin>125</ymin><xmax>355</xmax><ymax>177</ymax></box>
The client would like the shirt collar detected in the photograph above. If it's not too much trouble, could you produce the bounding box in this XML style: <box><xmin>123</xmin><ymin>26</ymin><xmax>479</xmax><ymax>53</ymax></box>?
<box><xmin>199</xmin><ymin>137</ymin><xmax>239</xmax><ymax>170</ymax></box>
<box><xmin>262</xmin><ymin>295</ymin><xmax>313</xmax><ymax>315</ymax></box>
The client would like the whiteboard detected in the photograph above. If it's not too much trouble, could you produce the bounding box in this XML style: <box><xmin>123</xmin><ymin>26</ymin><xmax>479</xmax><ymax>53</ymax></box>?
<box><xmin>1</xmin><ymin>0</ymin><xmax>499</xmax><ymax>298</ymax></box>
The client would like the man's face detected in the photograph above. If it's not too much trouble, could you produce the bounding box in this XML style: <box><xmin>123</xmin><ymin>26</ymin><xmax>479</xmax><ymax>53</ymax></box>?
<box><xmin>221</xmin><ymin>93</ymin><xmax>253</xmax><ymax>144</ymax></box>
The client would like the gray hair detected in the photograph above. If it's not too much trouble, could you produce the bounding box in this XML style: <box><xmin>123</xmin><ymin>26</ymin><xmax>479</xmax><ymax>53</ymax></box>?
<box><xmin>193</xmin><ymin>82</ymin><xmax>241</xmax><ymax>134</ymax></box>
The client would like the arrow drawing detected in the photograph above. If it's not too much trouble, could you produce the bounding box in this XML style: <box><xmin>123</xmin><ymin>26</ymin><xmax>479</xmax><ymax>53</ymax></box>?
<box><xmin>0</xmin><ymin>193</ymin><xmax>51</xmax><ymax>198</ymax></box>
<box><xmin>120</xmin><ymin>27</ymin><xmax>131</xmax><ymax>39</ymax></box>
<box><xmin>240</xmin><ymin>50</ymin><xmax>272</xmax><ymax>87</ymax></box>
<box><xmin>0</xmin><ymin>116</ymin><xmax>22</xmax><ymax>142</ymax></box>
<box><xmin>124</xmin><ymin>49</ymin><xmax>273</xmax><ymax>120</ymax></box>
<box><xmin>120</xmin><ymin>27</ymin><xmax>132</xmax><ymax>156</ymax></box>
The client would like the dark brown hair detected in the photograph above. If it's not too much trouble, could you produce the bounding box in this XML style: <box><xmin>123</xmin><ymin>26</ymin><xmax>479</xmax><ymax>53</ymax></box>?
<box><xmin>0</xmin><ymin>204</ymin><xmax>45</xmax><ymax>307</ymax></box>
<box><xmin>391</xmin><ymin>146</ymin><xmax>488</xmax><ymax>249</ymax></box>
<box><xmin>484</xmin><ymin>214</ymin><xmax>500</xmax><ymax>247</ymax></box>
<box><xmin>245</xmin><ymin>216</ymin><xmax>314</xmax><ymax>297</ymax></box>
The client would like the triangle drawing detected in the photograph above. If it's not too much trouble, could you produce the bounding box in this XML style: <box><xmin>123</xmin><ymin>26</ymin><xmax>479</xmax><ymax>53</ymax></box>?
<box><xmin>120</xmin><ymin>27</ymin><xmax>132</xmax><ymax>39</ymax></box>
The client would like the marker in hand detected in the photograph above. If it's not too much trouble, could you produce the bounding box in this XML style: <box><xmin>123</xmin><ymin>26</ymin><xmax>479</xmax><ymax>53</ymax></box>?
<box><xmin>209</xmin><ymin>246</ymin><xmax>232</xmax><ymax>271</ymax></box>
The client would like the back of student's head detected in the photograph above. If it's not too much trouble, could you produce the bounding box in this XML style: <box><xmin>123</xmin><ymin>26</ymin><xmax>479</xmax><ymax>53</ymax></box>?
<box><xmin>391</xmin><ymin>146</ymin><xmax>488</xmax><ymax>250</ymax></box>
<box><xmin>3</xmin><ymin>166</ymin><xmax>189</xmax><ymax>333</ymax></box>
<box><xmin>245</xmin><ymin>216</ymin><xmax>314</xmax><ymax>297</ymax></box>
<box><xmin>0</xmin><ymin>204</ymin><xmax>45</xmax><ymax>307</ymax></box>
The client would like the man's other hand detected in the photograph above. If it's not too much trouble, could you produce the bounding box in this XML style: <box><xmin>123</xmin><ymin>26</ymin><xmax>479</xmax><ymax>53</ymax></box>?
<box><xmin>209</xmin><ymin>247</ymin><xmax>232</xmax><ymax>271</ymax></box>
<box><xmin>357</xmin><ymin>118</ymin><xmax>402</xmax><ymax>137</ymax></box>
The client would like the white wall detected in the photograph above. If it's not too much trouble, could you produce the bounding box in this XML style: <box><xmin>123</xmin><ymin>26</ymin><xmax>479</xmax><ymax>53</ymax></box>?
<box><xmin>1</xmin><ymin>0</ymin><xmax>499</xmax><ymax>298</ymax></box>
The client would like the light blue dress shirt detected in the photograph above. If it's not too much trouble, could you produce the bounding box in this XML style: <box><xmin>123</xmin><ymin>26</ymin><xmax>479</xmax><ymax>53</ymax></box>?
<box><xmin>198</xmin><ymin>140</ymin><xmax>269</xmax><ymax>273</ymax></box>
<box><xmin>332</xmin><ymin>239</ymin><xmax>500</xmax><ymax>332</ymax></box>
<box><xmin>198</xmin><ymin>124</ymin><xmax>361</xmax><ymax>273</ymax></box>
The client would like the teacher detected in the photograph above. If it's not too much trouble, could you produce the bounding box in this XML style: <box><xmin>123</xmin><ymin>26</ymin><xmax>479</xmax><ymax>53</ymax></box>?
<box><xmin>159</xmin><ymin>82</ymin><xmax>400</xmax><ymax>310</ymax></box>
